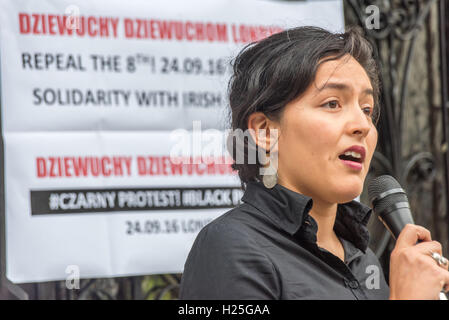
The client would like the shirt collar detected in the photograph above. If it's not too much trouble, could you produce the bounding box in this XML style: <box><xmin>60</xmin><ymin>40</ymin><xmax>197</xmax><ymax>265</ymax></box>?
<box><xmin>241</xmin><ymin>181</ymin><xmax>373</xmax><ymax>253</ymax></box>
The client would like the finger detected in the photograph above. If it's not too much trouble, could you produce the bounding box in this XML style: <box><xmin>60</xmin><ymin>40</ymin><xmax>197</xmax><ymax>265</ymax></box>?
<box><xmin>436</xmin><ymin>254</ymin><xmax>449</xmax><ymax>272</ymax></box>
<box><xmin>433</xmin><ymin>255</ymin><xmax>449</xmax><ymax>272</ymax></box>
<box><xmin>424</xmin><ymin>249</ymin><xmax>449</xmax><ymax>272</ymax></box>
<box><xmin>413</xmin><ymin>241</ymin><xmax>448</xmax><ymax>271</ymax></box>
<box><xmin>395</xmin><ymin>224</ymin><xmax>432</xmax><ymax>249</ymax></box>
<box><xmin>415</xmin><ymin>240</ymin><xmax>443</xmax><ymax>255</ymax></box>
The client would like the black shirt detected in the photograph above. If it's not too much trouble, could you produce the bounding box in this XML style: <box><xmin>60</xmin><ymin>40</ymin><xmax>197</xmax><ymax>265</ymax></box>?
<box><xmin>179</xmin><ymin>181</ymin><xmax>390</xmax><ymax>299</ymax></box>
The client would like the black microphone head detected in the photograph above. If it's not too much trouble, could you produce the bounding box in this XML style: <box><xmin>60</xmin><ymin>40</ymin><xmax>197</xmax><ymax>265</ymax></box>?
<box><xmin>368</xmin><ymin>175</ymin><xmax>408</xmax><ymax>212</ymax></box>
<box><xmin>368</xmin><ymin>175</ymin><xmax>414</xmax><ymax>239</ymax></box>
<box><xmin>368</xmin><ymin>175</ymin><xmax>401</xmax><ymax>199</ymax></box>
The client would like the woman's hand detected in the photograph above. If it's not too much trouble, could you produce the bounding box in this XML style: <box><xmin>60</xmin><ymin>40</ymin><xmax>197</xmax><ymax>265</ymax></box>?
<box><xmin>388</xmin><ymin>224</ymin><xmax>449</xmax><ymax>300</ymax></box>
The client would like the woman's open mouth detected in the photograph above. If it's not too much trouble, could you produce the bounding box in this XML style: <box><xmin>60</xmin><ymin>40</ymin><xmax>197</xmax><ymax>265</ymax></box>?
<box><xmin>338</xmin><ymin>151</ymin><xmax>363</xmax><ymax>170</ymax></box>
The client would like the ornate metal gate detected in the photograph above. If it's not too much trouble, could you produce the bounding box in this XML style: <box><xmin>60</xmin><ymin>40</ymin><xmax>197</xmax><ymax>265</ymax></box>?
<box><xmin>345</xmin><ymin>0</ymin><xmax>449</xmax><ymax>281</ymax></box>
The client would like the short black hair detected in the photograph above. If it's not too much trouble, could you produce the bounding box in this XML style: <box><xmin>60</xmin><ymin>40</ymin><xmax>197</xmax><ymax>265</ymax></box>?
<box><xmin>227</xmin><ymin>26</ymin><xmax>381</xmax><ymax>188</ymax></box>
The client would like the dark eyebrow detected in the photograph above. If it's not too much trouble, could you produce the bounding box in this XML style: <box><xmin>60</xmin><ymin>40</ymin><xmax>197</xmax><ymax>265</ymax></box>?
<box><xmin>317</xmin><ymin>82</ymin><xmax>374</xmax><ymax>97</ymax></box>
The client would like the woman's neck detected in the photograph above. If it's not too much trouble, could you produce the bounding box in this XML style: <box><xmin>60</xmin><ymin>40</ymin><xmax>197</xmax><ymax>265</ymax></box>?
<box><xmin>308</xmin><ymin>200</ymin><xmax>338</xmax><ymax>243</ymax></box>
<box><xmin>277</xmin><ymin>178</ymin><xmax>338</xmax><ymax>240</ymax></box>
<box><xmin>307</xmin><ymin>199</ymin><xmax>344</xmax><ymax>261</ymax></box>
<box><xmin>277</xmin><ymin>179</ymin><xmax>344</xmax><ymax>260</ymax></box>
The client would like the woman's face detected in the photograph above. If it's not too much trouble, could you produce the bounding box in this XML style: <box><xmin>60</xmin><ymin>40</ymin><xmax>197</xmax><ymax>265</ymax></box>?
<box><xmin>276</xmin><ymin>54</ymin><xmax>378</xmax><ymax>204</ymax></box>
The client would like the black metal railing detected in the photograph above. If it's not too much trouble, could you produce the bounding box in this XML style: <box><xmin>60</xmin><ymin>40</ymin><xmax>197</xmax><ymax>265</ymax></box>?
<box><xmin>346</xmin><ymin>0</ymin><xmax>449</xmax><ymax>281</ymax></box>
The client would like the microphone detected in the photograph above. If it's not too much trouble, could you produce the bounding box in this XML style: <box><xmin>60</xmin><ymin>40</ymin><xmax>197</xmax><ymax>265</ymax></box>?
<box><xmin>367</xmin><ymin>174</ymin><xmax>447</xmax><ymax>300</ymax></box>
<box><xmin>367</xmin><ymin>175</ymin><xmax>414</xmax><ymax>240</ymax></box>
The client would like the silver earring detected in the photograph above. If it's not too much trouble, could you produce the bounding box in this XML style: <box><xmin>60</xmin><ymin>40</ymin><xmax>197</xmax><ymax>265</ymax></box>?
<box><xmin>262</xmin><ymin>161</ymin><xmax>278</xmax><ymax>188</ymax></box>
<box><xmin>263</xmin><ymin>172</ymin><xmax>277</xmax><ymax>188</ymax></box>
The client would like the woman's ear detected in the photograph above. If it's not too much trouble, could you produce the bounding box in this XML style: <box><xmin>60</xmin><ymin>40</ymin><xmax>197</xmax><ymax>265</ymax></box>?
<box><xmin>247</xmin><ymin>112</ymin><xmax>280</xmax><ymax>153</ymax></box>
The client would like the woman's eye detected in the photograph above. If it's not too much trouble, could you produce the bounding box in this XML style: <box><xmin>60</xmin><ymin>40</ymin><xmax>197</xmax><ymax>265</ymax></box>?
<box><xmin>322</xmin><ymin>100</ymin><xmax>339</xmax><ymax>109</ymax></box>
<box><xmin>362</xmin><ymin>106</ymin><xmax>372</xmax><ymax>116</ymax></box>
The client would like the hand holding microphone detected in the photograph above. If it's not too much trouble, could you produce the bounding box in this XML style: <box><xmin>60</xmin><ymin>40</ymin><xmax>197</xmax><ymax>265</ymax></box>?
<box><xmin>388</xmin><ymin>224</ymin><xmax>449</xmax><ymax>299</ymax></box>
<box><xmin>368</xmin><ymin>175</ymin><xmax>449</xmax><ymax>300</ymax></box>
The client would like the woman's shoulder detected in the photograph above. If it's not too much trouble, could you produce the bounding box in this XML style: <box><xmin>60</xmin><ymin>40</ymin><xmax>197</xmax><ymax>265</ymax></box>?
<box><xmin>180</xmin><ymin>203</ymin><xmax>280</xmax><ymax>299</ymax></box>
<box><xmin>196</xmin><ymin>202</ymin><xmax>263</xmax><ymax>246</ymax></box>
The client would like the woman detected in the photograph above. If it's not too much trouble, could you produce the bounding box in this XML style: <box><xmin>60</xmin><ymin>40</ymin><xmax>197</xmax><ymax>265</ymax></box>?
<box><xmin>179</xmin><ymin>26</ymin><xmax>449</xmax><ymax>299</ymax></box>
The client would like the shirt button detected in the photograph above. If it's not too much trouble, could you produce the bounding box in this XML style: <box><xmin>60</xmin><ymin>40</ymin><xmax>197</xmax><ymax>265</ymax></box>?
<box><xmin>349</xmin><ymin>280</ymin><xmax>359</xmax><ymax>289</ymax></box>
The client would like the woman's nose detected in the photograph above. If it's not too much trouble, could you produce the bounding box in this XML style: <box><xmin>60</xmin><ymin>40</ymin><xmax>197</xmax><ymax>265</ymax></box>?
<box><xmin>347</xmin><ymin>105</ymin><xmax>371</xmax><ymax>137</ymax></box>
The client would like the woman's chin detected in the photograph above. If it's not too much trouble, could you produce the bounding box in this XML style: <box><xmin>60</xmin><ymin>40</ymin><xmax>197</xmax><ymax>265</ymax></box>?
<box><xmin>331</xmin><ymin>186</ymin><xmax>363</xmax><ymax>203</ymax></box>
<box><xmin>312</xmin><ymin>183</ymin><xmax>362</xmax><ymax>204</ymax></box>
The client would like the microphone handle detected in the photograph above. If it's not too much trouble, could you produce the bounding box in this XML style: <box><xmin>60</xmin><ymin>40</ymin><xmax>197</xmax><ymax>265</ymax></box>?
<box><xmin>377</xmin><ymin>206</ymin><xmax>414</xmax><ymax>240</ymax></box>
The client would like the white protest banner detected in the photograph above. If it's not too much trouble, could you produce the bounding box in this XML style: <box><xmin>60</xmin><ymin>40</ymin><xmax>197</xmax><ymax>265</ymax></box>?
<box><xmin>0</xmin><ymin>0</ymin><xmax>344</xmax><ymax>283</ymax></box>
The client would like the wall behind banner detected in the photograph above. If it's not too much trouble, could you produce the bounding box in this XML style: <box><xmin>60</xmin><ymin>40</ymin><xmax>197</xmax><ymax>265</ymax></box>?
<box><xmin>0</xmin><ymin>0</ymin><xmax>346</xmax><ymax>298</ymax></box>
